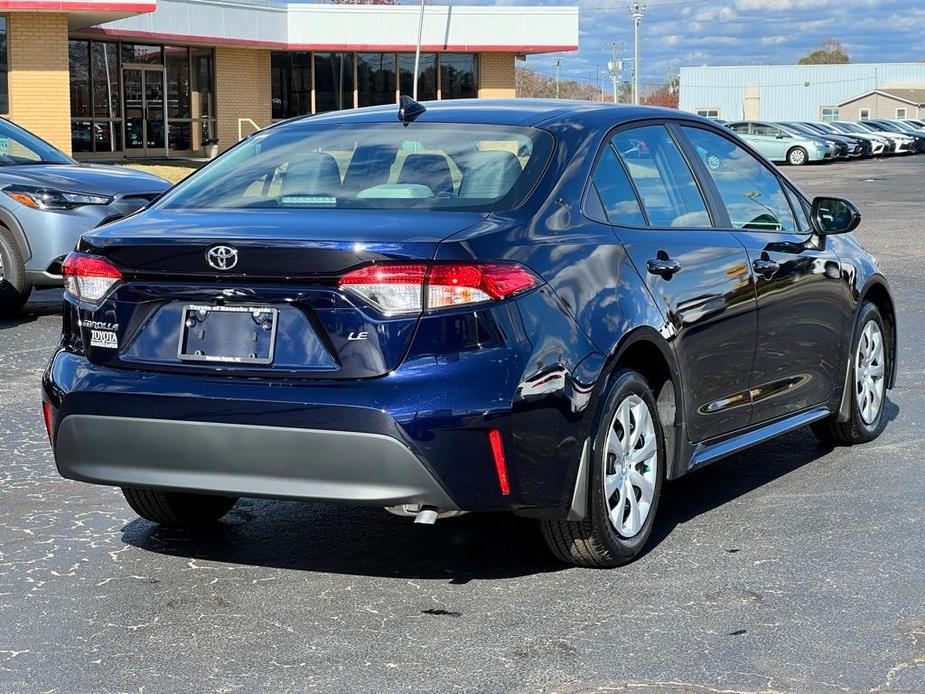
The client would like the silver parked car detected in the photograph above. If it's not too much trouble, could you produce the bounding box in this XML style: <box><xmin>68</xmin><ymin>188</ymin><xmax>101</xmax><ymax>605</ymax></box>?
<box><xmin>726</xmin><ymin>121</ymin><xmax>834</xmax><ymax>165</ymax></box>
<box><xmin>0</xmin><ymin>118</ymin><xmax>170</xmax><ymax>315</ymax></box>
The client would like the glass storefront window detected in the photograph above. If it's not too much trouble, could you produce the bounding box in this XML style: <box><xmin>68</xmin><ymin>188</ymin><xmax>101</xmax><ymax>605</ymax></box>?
<box><xmin>69</xmin><ymin>40</ymin><xmax>91</xmax><ymax>118</ymax></box>
<box><xmin>91</xmin><ymin>42</ymin><xmax>120</xmax><ymax>119</ymax></box>
<box><xmin>0</xmin><ymin>17</ymin><xmax>7</xmax><ymax>114</ymax></box>
<box><xmin>399</xmin><ymin>53</ymin><xmax>436</xmax><ymax>101</ymax></box>
<box><xmin>357</xmin><ymin>53</ymin><xmax>396</xmax><ymax>107</ymax></box>
<box><xmin>271</xmin><ymin>52</ymin><xmax>311</xmax><ymax>119</ymax></box>
<box><xmin>314</xmin><ymin>52</ymin><xmax>354</xmax><ymax>113</ymax></box>
<box><xmin>440</xmin><ymin>54</ymin><xmax>477</xmax><ymax>100</ymax></box>
<box><xmin>193</xmin><ymin>48</ymin><xmax>216</xmax><ymax>145</ymax></box>
<box><xmin>122</xmin><ymin>43</ymin><xmax>162</xmax><ymax>65</ymax></box>
<box><xmin>71</xmin><ymin>120</ymin><xmax>92</xmax><ymax>153</ymax></box>
<box><xmin>94</xmin><ymin>121</ymin><xmax>122</xmax><ymax>153</ymax></box>
<box><xmin>165</xmin><ymin>46</ymin><xmax>190</xmax><ymax>119</ymax></box>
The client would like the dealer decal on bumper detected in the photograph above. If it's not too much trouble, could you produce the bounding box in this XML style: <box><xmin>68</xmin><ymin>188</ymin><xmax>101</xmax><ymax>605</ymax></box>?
<box><xmin>81</xmin><ymin>320</ymin><xmax>120</xmax><ymax>350</ymax></box>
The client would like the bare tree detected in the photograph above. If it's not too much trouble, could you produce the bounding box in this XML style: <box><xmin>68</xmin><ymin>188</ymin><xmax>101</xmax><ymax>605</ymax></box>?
<box><xmin>798</xmin><ymin>38</ymin><xmax>850</xmax><ymax>65</ymax></box>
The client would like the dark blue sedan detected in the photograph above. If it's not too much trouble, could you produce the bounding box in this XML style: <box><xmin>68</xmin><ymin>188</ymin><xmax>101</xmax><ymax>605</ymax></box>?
<box><xmin>42</xmin><ymin>99</ymin><xmax>896</xmax><ymax>567</ymax></box>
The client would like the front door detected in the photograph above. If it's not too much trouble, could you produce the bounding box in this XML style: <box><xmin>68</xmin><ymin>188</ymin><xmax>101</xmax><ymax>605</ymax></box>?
<box><xmin>123</xmin><ymin>68</ymin><xmax>166</xmax><ymax>157</ymax></box>
<box><xmin>596</xmin><ymin>123</ymin><xmax>758</xmax><ymax>443</ymax></box>
<box><xmin>678</xmin><ymin>124</ymin><xmax>844</xmax><ymax>423</ymax></box>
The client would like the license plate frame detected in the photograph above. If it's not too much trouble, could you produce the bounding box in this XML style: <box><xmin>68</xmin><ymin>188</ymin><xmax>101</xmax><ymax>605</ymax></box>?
<box><xmin>178</xmin><ymin>304</ymin><xmax>279</xmax><ymax>365</ymax></box>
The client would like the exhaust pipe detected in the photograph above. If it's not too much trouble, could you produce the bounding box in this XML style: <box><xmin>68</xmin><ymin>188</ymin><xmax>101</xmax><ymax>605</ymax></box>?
<box><xmin>384</xmin><ymin>504</ymin><xmax>467</xmax><ymax>524</ymax></box>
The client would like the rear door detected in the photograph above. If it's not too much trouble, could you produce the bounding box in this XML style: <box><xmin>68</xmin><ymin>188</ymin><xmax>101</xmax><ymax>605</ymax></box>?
<box><xmin>590</xmin><ymin>122</ymin><xmax>757</xmax><ymax>442</ymax></box>
<box><xmin>678</xmin><ymin>124</ymin><xmax>844</xmax><ymax>423</ymax></box>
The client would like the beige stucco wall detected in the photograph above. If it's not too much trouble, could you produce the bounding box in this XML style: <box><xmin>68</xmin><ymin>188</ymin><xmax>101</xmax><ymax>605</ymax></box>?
<box><xmin>478</xmin><ymin>53</ymin><xmax>516</xmax><ymax>99</ymax></box>
<box><xmin>837</xmin><ymin>93</ymin><xmax>922</xmax><ymax>121</ymax></box>
<box><xmin>6</xmin><ymin>13</ymin><xmax>72</xmax><ymax>155</ymax></box>
<box><xmin>214</xmin><ymin>47</ymin><xmax>271</xmax><ymax>153</ymax></box>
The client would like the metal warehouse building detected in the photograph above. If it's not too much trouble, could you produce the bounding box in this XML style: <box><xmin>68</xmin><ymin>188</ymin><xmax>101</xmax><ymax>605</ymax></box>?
<box><xmin>679</xmin><ymin>63</ymin><xmax>925</xmax><ymax>122</ymax></box>
<box><xmin>0</xmin><ymin>0</ymin><xmax>578</xmax><ymax>159</ymax></box>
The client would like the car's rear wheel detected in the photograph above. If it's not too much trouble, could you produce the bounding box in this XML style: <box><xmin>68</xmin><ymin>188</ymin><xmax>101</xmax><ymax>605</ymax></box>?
<box><xmin>122</xmin><ymin>487</ymin><xmax>238</xmax><ymax>528</ymax></box>
<box><xmin>787</xmin><ymin>146</ymin><xmax>808</xmax><ymax>166</ymax></box>
<box><xmin>0</xmin><ymin>228</ymin><xmax>32</xmax><ymax>317</ymax></box>
<box><xmin>811</xmin><ymin>302</ymin><xmax>889</xmax><ymax>445</ymax></box>
<box><xmin>540</xmin><ymin>369</ymin><xmax>664</xmax><ymax>568</ymax></box>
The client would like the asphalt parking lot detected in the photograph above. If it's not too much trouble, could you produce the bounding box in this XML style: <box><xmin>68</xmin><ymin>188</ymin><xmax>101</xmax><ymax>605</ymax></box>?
<box><xmin>1</xmin><ymin>156</ymin><xmax>923</xmax><ymax>694</ymax></box>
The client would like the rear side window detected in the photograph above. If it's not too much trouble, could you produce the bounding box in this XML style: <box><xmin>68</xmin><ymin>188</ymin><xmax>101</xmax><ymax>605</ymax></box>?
<box><xmin>681</xmin><ymin>126</ymin><xmax>796</xmax><ymax>233</ymax></box>
<box><xmin>591</xmin><ymin>144</ymin><xmax>646</xmax><ymax>226</ymax></box>
<box><xmin>610</xmin><ymin>125</ymin><xmax>711</xmax><ymax>228</ymax></box>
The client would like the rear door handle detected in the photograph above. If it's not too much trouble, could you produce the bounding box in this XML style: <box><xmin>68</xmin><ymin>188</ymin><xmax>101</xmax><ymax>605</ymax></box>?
<box><xmin>752</xmin><ymin>257</ymin><xmax>780</xmax><ymax>279</ymax></box>
<box><xmin>647</xmin><ymin>252</ymin><xmax>682</xmax><ymax>278</ymax></box>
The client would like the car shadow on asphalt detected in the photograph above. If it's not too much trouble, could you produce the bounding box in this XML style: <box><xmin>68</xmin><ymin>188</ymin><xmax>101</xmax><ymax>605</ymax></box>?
<box><xmin>120</xmin><ymin>401</ymin><xmax>900</xmax><ymax>581</ymax></box>
<box><xmin>0</xmin><ymin>289</ymin><xmax>62</xmax><ymax>331</ymax></box>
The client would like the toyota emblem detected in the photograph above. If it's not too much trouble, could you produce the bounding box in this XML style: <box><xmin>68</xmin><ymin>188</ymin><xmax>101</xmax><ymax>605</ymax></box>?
<box><xmin>207</xmin><ymin>245</ymin><xmax>238</xmax><ymax>271</ymax></box>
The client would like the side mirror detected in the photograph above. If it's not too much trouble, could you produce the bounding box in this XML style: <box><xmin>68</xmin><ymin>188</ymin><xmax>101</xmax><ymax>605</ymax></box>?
<box><xmin>811</xmin><ymin>196</ymin><xmax>861</xmax><ymax>235</ymax></box>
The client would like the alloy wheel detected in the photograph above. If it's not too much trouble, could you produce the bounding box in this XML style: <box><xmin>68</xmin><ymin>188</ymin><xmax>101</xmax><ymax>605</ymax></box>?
<box><xmin>856</xmin><ymin>320</ymin><xmax>885</xmax><ymax>425</ymax></box>
<box><xmin>789</xmin><ymin>149</ymin><xmax>806</xmax><ymax>165</ymax></box>
<box><xmin>603</xmin><ymin>394</ymin><xmax>658</xmax><ymax>538</ymax></box>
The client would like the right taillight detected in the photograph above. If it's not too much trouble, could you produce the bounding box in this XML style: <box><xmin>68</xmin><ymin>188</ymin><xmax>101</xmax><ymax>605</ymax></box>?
<box><xmin>62</xmin><ymin>252</ymin><xmax>123</xmax><ymax>303</ymax></box>
<box><xmin>339</xmin><ymin>262</ymin><xmax>538</xmax><ymax>315</ymax></box>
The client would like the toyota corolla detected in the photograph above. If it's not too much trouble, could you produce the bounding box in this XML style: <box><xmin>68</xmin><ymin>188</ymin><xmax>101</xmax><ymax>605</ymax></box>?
<box><xmin>42</xmin><ymin>99</ymin><xmax>896</xmax><ymax>567</ymax></box>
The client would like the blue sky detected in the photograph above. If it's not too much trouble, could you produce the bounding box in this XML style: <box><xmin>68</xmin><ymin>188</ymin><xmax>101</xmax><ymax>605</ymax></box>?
<box><xmin>507</xmin><ymin>0</ymin><xmax>925</xmax><ymax>86</ymax></box>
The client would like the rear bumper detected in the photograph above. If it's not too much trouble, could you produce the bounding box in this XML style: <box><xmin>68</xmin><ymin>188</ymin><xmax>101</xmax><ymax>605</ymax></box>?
<box><xmin>55</xmin><ymin>414</ymin><xmax>458</xmax><ymax>508</ymax></box>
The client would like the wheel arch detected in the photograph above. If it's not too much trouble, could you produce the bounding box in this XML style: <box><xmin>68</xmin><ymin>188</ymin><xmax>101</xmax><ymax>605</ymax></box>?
<box><xmin>0</xmin><ymin>209</ymin><xmax>31</xmax><ymax>263</ymax></box>
<box><xmin>599</xmin><ymin>326</ymin><xmax>687</xmax><ymax>480</ymax></box>
<box><xmin>859</xmin><ymin>278</ymin><xmax>897</xmax><ymax>389</ymax></box>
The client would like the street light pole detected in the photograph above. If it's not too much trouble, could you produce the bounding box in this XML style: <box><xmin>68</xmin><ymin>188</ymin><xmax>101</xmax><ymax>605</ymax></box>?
<box><xmin>554</xmin><ymin>58</ymin><xmax>561</xmax><ymax>99</ymax></box>
<box><xmin>412</xmin><ymin>0</ymin><xmax>426</xmax><ymax>100</ymax></box>
<box><xmin>628</xmin><ymin>1</ymin><xmax>645</xmax><ymax>105</ymax></box>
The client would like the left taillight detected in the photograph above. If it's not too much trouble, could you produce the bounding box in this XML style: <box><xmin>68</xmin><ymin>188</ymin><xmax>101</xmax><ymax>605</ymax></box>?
<box><xmin>338</xmin><ymin>262</ymin><xmax>539</xmax><ymax>315</ymax></box>
<box><xmin>62</xmin><ymin>252</ymin><xmax>122</xmax><ymax>303</ymax></box>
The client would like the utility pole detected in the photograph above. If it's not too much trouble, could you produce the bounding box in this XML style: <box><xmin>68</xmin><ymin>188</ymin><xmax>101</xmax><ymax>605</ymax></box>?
<box><xmin>554</xmin><ymin>58</ymin><xmax>561</xmax><ymax>99</ymax></box>
<box><xmin>628</xmin><ymin>1</ymin><xmax>646</xmax><ymax>105</ymax></box>
<box><xmin>605</xmin><ymin>42</ymin><xmax>622</xmax><ymax>104</ymax></box>
<box><xmin>412</xmin><ymin>0</ymin><xmax>425</xmax><ymax>100</ymax></box>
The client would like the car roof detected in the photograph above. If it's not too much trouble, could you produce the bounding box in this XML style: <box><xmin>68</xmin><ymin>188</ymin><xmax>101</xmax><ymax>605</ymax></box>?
<box><xmin>270</xmin><ymin>98</ymin><xmax>708</xmax><ymax>130</ymax></box>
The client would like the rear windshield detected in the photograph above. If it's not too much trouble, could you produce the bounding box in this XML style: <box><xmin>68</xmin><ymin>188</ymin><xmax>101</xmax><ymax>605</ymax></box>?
<box><xmin>156</xmin><ymin>122</ymin><xmax>554</xmax><ymax>212</ymax></box>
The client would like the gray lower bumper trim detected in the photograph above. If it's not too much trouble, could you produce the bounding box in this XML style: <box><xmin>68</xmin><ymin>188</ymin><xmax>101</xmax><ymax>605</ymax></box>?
<box><xmin>55</xmin><ymin>415</ymin><xmax>457</xmax><ymax>509</ymax></box>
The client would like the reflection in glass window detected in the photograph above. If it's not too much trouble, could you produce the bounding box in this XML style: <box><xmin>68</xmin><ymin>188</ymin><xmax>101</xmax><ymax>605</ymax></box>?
<box><xmin>92</xmin><ymin>42</ymin><xmax>120</xmax><ymax>120</ymax></box>
<box><xmin>314</xmin><ymin>53</ymin><xmax>354</xmax><ymax>112</ymax></box>
<box><xmin>271</xmin><ymin>52</ymin><xmax>311</xmax><ymax>119</ymax></box>
<box><xmin>592</xmin><ymin>144</ymin><xmax>645</xmax><ymax>226</ymax></box>
<box><xmin>69</xmin><ymin>40</ymin><xmax>91</xmax><ymax>118</ymax></box>
<box><xmin>122</xmin><ymin>43</ymin><xmax>162</xmax><ymax>65</ymax></box>
<box><xmin>611</xmin><ymin>125</ymin><xmax>711</xmax><ymax>228</ymax></box>
<box><xmin>399</xmin><ymin>54</ymin><xmax>436</xmax><ymax>101</ymax></box>
<box><xmin>165</xmin><ymin>46</ymin><xmax>190</xmax><ymax>119</ymax></box>
<box><xmin>682</xmin><ymin>126</ymin><xmax>796</xmax><ymax>232</ymax></box>
<box><xmin>440</xmin><ymin>54</ymin><xmax>477</xmax><ymax>100</ymax></box>
<box><xmin>357</xmin><ymin>53</ymin><xmax>397</xmax><ymax>107</ymax></box>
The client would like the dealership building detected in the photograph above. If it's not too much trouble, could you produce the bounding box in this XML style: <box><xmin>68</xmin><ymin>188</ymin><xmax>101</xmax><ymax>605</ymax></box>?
<box><xmin>679</xmin><ymin>63</ymin><xmax>925</xmax><ymax>123</ymax></box>
<box><xmin>0</xmin><ymin>0</ymin><xmax>578</xmax><ymax>159</ymax></box>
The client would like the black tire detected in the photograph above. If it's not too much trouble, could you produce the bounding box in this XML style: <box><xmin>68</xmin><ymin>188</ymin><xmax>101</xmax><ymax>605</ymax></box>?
<box><xmin>787</xmin><ymin>146</ymin><xmax>808</xmax><ymax>166</ymax></box>
<box><xmin>122</xmin><ymin>487</ymin><xmax>238</xmax><ymax>528</ymax></box>
<box><xmin>540</xmin><ymin>369</ymin><xmax>665</xmax><ymax>568</ymax></box>
<box><xmin>811</xmin><ymin>302</ymin><xmax>889</xmax><ymax>446</ymax></box>
<box><xmin>0</xmin><ymin>227</ymin><xmax>32</xmax><ymax>317</ymax></box>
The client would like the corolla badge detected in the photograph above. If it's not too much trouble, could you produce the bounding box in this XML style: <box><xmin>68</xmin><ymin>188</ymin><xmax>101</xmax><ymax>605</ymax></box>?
<box><xmin>207</xmin><ymin>245</ymin><xmax>239</xmax><ymax>271</ymax></box>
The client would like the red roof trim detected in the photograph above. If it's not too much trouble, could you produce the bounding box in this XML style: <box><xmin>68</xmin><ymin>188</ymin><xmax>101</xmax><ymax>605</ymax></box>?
<box><xmin>80</xmin><ymin>27</ymin><xmax>577</xmax><ymax>53</ymax></box>
<box><xmin>0</xmin><ymin>1</ymin><xmax>154</xmax><ymax>9</ymax></box>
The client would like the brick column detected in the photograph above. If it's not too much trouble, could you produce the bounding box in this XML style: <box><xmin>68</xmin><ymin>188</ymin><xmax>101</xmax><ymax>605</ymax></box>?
<box><xmin>478</xmin><ymin>53</ymin><xmax>516</xmax><ymax>99</ymax></box>
<box><xmin>6</xmin><ymin>13</ymin><xmax>72</xmax><ymax>154</ymax></box>
<box><xmin>214</xmin><ymin>47</ymin><xmax>271</xmax><ymax>153</ymax></box>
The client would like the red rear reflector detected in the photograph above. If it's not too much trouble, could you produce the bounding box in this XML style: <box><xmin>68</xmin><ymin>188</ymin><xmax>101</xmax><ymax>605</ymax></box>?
<box><xmin>42</xmin><ymin>402</ymin><xmax>54</xmax><ymax>442</ymax></box>
<box><xmin>488</xmin><ymin>429</ymin><xmax>511</xmax><ymax>496</ymax></box>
